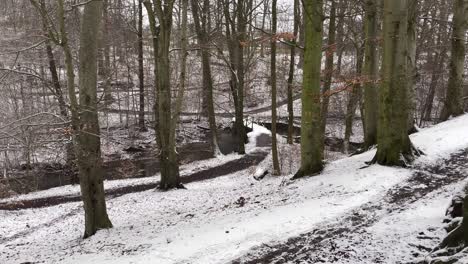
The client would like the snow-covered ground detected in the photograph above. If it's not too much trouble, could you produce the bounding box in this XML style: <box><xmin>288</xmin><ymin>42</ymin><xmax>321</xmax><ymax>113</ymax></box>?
<box><xmin>2</xmin><ymin>115</ymin><xmax>468</xmax><ymax>264</ymax></box>
<box><xmin>0</xmin><ymin>153</ymin><xmax>242</xmax><ymax>203</ymax></box>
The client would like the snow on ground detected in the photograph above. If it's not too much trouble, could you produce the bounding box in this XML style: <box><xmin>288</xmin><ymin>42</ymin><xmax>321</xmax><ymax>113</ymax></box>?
<box><xmin>413</xmin><ymin>115</ymin><xmax>468</xmax><ymax>165</ymax></box>
<box><xmin>2</xmin><ymin>115</ymin><xmax>468</xmax><ymax>264</ymax></box>
<box><xmin>322</xmin><ymin>176</ymin><xmax>468</xmax><ymax>264</ymax></box>
<box><xmin>360</xmin><ymin>180</ymin><xmax>464</xmax><ymax>264</ymax></box>
<box><xmin>1</xmin><ymin>153</ymin><xmax>242</xmax><ymax>203</ymax></box>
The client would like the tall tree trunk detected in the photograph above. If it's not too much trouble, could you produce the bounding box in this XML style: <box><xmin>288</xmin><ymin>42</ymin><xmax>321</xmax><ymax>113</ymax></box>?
<box><xmin>406</xmin><ymin>0</ymin><xmax>417</xmax><ymax>133</ymax></box>
<box><xmin>221</xmin><ymin>0</ymin><xmax>248</xmax><ymax>154</ymax></box>
<box><xmin>420</xmin><ymin>4</ymin><xmax>448</xmax><ymax>125</ymax></box>
<box><xmin>191</xmin><ymin>0</ymin><xmax>221</xmax><ymax>155</ymax></box>
<box><xmin>44</xmin><ymin>41</ymin><xmax>67</xmax><ymax>118</ymax></box>
<box><xmin>440</xmin><ymin>0</ymin><xmax>467</xmax><ymax>121</ymax></box>
<box><xmin>271</xmin><ymin>0</ymin><xmax>280</xmax><ymax>175</ymax></box>
<box><xmin>362</xmin><ymin>0</ymin><xmax>379</xmax><ymax>149</ymax></box>
<box><xmin>372</xmin><ymin>0</ymin><xmax>419</xmax><ymax>166</ymax></box>
<box><xmin>102</xmin><ymin>0</ymin><xmax>112</xmax><ymax>105</ymax></box>
<box><xmin>77</xmin><ymin>0</ymin><xmax>113</xmax><ymax>238</ymax></box>
<box><xmin>235</xmin><ymin>0</ymin><xmax>247</xmax><ymax>155</ymax></box>
<box><xmin>286</xmin><ymin>0</ymin><xmax>300</xmax><ymax>144</ymax></box>
<box><xmin>145</xmin><ymin>0</ymin><xmax>180</xmax><ymax>189</ymax></box>
<box><xmin>36</xmin><ymin>0</ymin><xmax>74</xmax><ymax>167</ymax></box>
<box><xmin>335</xmin><ymin>0</ymin><xmax>346</xmax><ymax>76</ymax></box>
<box><xmin>344</xmin><ymin>45</ymin><xmax>364</xmax><ymax>153</ymax></box>
<box><xmin>320</xmin><ymin>0</ymin><xmax>337</xmax><ymax>140</ymax></box>
<box><xmin>143</xmin><ymin>0</ymin><xmax>161</xmax><ymax>148</ymax></box>
<box><xmin>223</xmin><ymin>0</ymin><xmax>247</xmax><ymax>155</ymax></box>
<box><xmin>171</xmin><ymin>0</ymin><xmax>188</xmax><ymax>147</ymax></box>
<box><xmin>421</xmin><ymin>51</ymin><xmax>447</xmax><ymax>124</ymax></box>
<box><xmin>260</xmin><ymin>0</ymin><xmax>268</xmax><ymax>58</ymax></box>
<box><xmin>138</xmin><ymin>0</ymin><xmax>146</xmax><ymax>131</ymax></box>
<box><xmin>294</xmin><ymin>0</ymin><xmax>324</xmax><ymax>178</ymax></box>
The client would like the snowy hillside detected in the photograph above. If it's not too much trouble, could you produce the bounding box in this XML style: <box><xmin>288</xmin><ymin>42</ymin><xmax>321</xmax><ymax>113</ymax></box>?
<box><xmin>2</xmin><ymin>115</ymin><xmax>468</xmax><ymax>264</ymax></box>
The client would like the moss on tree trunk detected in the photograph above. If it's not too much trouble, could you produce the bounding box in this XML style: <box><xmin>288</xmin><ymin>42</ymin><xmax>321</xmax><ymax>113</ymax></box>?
<box><xmin>372</xmin><ymin>0</ymin><xmax>420</xmax><ymax>166</ymax></box>
<box><xmin>362</xmin><ymin>0</ymin><xmax>379</xmax><ymax>149</ymax></box>
<box><xmin>294</xmin><ymin>0</ymin><xmax>324</xmax><ymax>178</ymax></box>
<box><xmin>440</xmin><ymin>0</ymin><xmax>467</xmax><ymax>121</ymax></box>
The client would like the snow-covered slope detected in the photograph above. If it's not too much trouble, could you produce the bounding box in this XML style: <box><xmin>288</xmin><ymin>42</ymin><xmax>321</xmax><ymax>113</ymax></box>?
<box><xmin>2</xmin><ymin>115</ymin><xmax>468</xmax><ymax>264</ymax></box>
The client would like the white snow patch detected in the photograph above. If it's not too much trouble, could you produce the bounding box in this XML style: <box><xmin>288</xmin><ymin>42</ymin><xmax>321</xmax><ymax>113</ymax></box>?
<box><xmin>2</xmin><ymin>114</ymin><xmax>468</xmax><ymax>264</ymax></box>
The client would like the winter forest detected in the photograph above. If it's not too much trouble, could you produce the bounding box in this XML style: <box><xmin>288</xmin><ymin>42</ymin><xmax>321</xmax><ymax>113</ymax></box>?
<box><xmin>2</xmin><ymin>0</ymin><xmax>468</xmax><ymax>263</ymax></box>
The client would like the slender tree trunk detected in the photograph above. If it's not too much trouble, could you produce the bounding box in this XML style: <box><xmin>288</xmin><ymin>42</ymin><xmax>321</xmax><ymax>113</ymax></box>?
<box><xmin>271</xmin><ymin>0</ymin><xmax>280</xmax><ymax>175</ymax></box>
<box><xmin>406</xmin><ymin>0</ymin><xmax>417</xmax><ymax>133</ymax></box>
<box><xmin>143</xmin><ymin>0</ymin><xmax>161</xmax><ymax>147</ymax></box>
<box><xmin>171</xmin><ymin>0</ymin><xmax>188</xmax><ymax>145</ymax></box>
<box><xmin>421</xmin><ymin>50</ymin><xmax>446</xmax><ymax>124</ymax></box>
<box><xmin>191</xmin><ymin>0</ymin><xmax>221</xmax><ymax>155</ymax></box>
<box><xmin>146</xmin><ymin>0</ymin><xmax>180</xmax><ymax>189</ymax></box>
<box><xmin>419</xmin><ymin>4</ymin><xmax>447</xmax><ymax>126</ymax></box>
<box><xmin>44</xmin><ymin>41</ymin><xmax>67</xmax><ymax>118</ymax></box>
<box><xmin>294</xmin><ymin>0</ymin><xmax>324</xmax><ymax>178</ymax></box>
<box><xmin>138</xmin><ymin>0</ymin><xmax>146</xmax><ymax>131</ymax></box>
<box><xmin>362</xmin><ymin>0</ymin><xmax>379</xmax><ymax>149</ymax></box>
<box><xmin>37</xmin><ymin>0</ymin><xmax>74</xmax><ymax>167</ymax></box>
<box><xmin>235</xmin><ymin>0</ymin><xmax>247</xmax><ymax>155</ymax></box>
<box><xmin>440</xmin><ymin>0</ymin><xmax>467</xmax><ymax>121</ymax></box>
<box><xmin>286</xmin><ymin>0</ymin><xmax>300</xmax><ymax>144</ymax></box>
<box><xmin>222</xmin><ymin>0</ymin><xmax>246</xmax><ymax>154</ymax></box>
<box><xmin>372</xmin><ymin>0</ymin><xmax>420</xmax><ymax>166</ymax></box>
<box><xmin>58</xmin><ymin>0</ymin><xmax>80</xmax><ymax>183</ymax></box>
<box><xmin>297</xmin><ymin>4</ymin><xmax>305</xmax><ymax>69</ymax></box>
<box><xmin>335</xmin><ymin>0</ymin><xmax>346</xmax><ymax>76</ymax></box>
<box><xmin>320</xmin><ymin>0</ymin><xmax>337</xmax><ymax>140</ymax></box>
<box><xmin>344</xmin><ymin>46</ymin><xmax>364</xmax><ymax>153</ymax></box>
<box><xmin>102</xmin><ymin>0</ymin><xmax>112</xmax><ymax>105</ymax></box>
<box><xmin>260</xmin><ymin>0</ymin><xmax>268</xmax><ymax>58</ymax></box>
<box><xmin>77</xmin><ymin>0</ymin><xmax>112</xmax><ymax>238</ymax></box>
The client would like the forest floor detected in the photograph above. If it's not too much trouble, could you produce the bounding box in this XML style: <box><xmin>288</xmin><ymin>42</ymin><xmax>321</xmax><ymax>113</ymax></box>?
<box><xmin>1</xmin><ymin>115</ymin><xmax>468</xmax><ymax>264</ymax></box>
<box><xmin>233</xmin><ymin>148</ymin><xmax>468</xmax><ymax>264</ymax></box>
<box><xmin>0</xmin><ymin>150</ymin><xmax>268</xmax><ymax>210</ymax></box>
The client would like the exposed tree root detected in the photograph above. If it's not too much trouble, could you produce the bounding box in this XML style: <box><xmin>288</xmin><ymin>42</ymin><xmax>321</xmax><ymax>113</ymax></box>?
<box><xmin>435</xmin><ymin>225</ymin><xmax>465</xmax><ymax>251</ymax></box>
<box><xmin>291</xmin><ymin>165</ymin><xmax>324</xmax><ymax>180</ymax></box>
<box><xmin>368</xmin><ymin>143</ymin><xmax>424</xmax><ymax>167</ymax></box>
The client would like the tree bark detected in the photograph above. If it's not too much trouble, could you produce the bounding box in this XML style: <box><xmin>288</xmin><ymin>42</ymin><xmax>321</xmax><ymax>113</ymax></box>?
<box><xmin>235</xmin><ymin>0</ymin><xmax>247</xmax><ymax>155</ymax></box>
<box><xmin>222</xmin><ymin>0</ymin><xmax>247</xmax><ymax>154</ymax></box>
<box><xmin>271</xmin><ymin>0</ymin><xmax>280</xmax><ymax>175</ymax></box>
<box><xmin>77</xmin><ymin>0</ymin><xmax>113</xmax><ymax>238</ymax></box>
<box><xmin>286</xmin><ymin>0</ymin><xmax>300</xmax><ymax>144</ymax></box>
<box><xmin>344</xmin><ymin>46</ymin><xmax>364</xmax><ymax>154</ymax></box>
<box><xmin>372</xmin><ymin>0</ymin><xmax>420</xmax><ymax>166</ymax></box>
<box><xmin>362</xmin><ymin>0</ymin><xmax>379</xmax><ymax>149</ymax></box>
<box><xmin>36</xmin><ymin>0</ymin><xmax>74</xmax><ymax>167</ymax></box>
<box><xmin>320</xmin><ymin>0</ymin><xmax>337</xmax><ymax>140</ymax></box>
<box><xmin>102</xmin><ymin>0</ymin><xmax>112</xmax><ymax>106</ymax></box>
<box><xmin>171</xmin><ymin>0</ymin><xmax>188</xmax><ymax>148</ymax></box>
<box><xmin>335</xmin><ymin>0</ymin><xmax>346</xmax><ymax>76</ymax></box>
<box><xmin>191</xmin><ymin>0</ymin><xmax>221</xmax><ymax>155</ymax></box>
<box><xmin>145</xmin><ymin>0</ymin><xmax>181</xmax><ymax>190</ymax></box>
<box><xmin>138</xmin><ymin>0</ymin><xmax>146</xmax><ymax>131</ymax></box>
<box><xmin>294</xmin><ymin>0</ymin><xmax>324</xmax><ymax>178</ymax></box>
<box><xmin>143</xmin><ymin>0</ymin><xmax>161</xmax><ymax>148</ymax></box>
<box><xmin>406</xmin><ymin>0</ymin><xmax>417</xmax><ymax>133</ymax></box>
<box><xmin>440</xmin><ymin>0</ymin><xmax>467</xmax><ymax>121</ymax></box>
